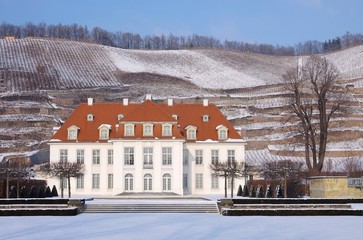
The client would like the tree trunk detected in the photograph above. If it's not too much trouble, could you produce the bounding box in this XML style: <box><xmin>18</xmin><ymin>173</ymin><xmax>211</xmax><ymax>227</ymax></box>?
<box><xmin>231</xmin><ymin>176</ymin><xmax>234</xmax><ymax>198</ymax></box>
<box><xmin>68</xmin><ymin>175</ymin><xmax>71</xmax><ymax>198</ymax></box>
<box><xmin>224</xmin><ymin>173</ymin><xmax>227</xmax><ymax>198</ymax></box>
<box><xmin>60</xmin><ymin>175</ymin><xmax>64</xmax><ymax>198</ymax></box>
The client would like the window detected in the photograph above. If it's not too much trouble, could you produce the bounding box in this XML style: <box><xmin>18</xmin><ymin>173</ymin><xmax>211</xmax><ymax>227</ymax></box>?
<box><xmin>217</xmin><ymin>125</ymin><xmax>228</xmax><ymax>140</ymax></box>
<box><xmin>92</xmin><ymin>174</ymin><xmax>100</xmax><ymax>189</ymax></box>
<box><xmin>163</xmin><ymin>173</ymin><xmax>172</xmax><ymax>191</ymax></box>
<box><xmin>162</xmin><ymin>124</ymin><xmax>172</xmax><ymax>136</ymax></box>
<box><xmin>211</xmin><ymin>150</ymin><xmax>219</xmax><ymax>165</ymax></box>
<box><xmin>77</xmin><ymin>149</ymin><xmax>84</xmax><ymax>164</ymax></box>
<box><xmin>183</xmin><ymin>174</ymin><xmax>188</xmax><ymax>190</ymax></box>
<box><xmin>92</xmin><ymin>149</ymin><xmax>100</xmax><ymax>164</ymax></box>
<box><xmin>228</xmin><ymin>150</ymin><xmax>235</xmax><ymax>164</ymax></box>
<box><xmin>202</xmin><ymin>115</ymin><xmax>209</xmax><ymax>122</ymax></box>
<box><xmin>77</xmin><ymin>174</ymin><xmax>84</xmax><ymax>189</ymax></box>
<box><xmin>125</xmin><ymin>174</ymin><xmax>133</xmax><ymax>191</ymax></box>
<box><xmin>144</xmin><ymin>174</ymin><xmax>152</xmax><ymax>191</ymax></box>
<box><xmin>60</xmin><ymin>149</ymin><xmax>68</xmax><ymax>163</ymax></box>
<box><xmin>211</xmin><ymin>174</ymin><xmax>219</xmax><ymax>189</ymax></box>
<box><xmin>187</xmin><ymin>129</ymin><xmax>196</xmax><ymax>140</ymax></box>
<box><xmin>61</xmin><ymin>177</ymin><xmax>67</xmax><ymax>189</ymax></box>
<box><xmin>195</xmin><ymin>150</ymin><xmax>203</xmax><ymax>165</ymax></box>
<box><xmin>125</xmin><ymin>124</ymin><xmax>134</xmax><ymax>136</ymax></box>
<box><xmin>108</xmin><ymin>174</ymin><xmax>113</xmax><ymax>189</ymax></box>
<box><xmin>108</xmin><ymin>149</ymin><xmax>113</xmax><ymax>164</ymax></box>
<box><xmin>196</xmin><ymin>174</ymin><xmax>203</xmax><ymax>189</ymax></box>
<box><xmin>185</xmin><ymin>126</ymin><xmax>197</xmax><ymax>140</ymax></box>
<box><xmin>143</xmin><ymin>124</ymin><xmax>153</xmax><ymax>136</ymax></box>
<box><xmin>183</xmin><ymin>150</ymin><xmax>189</xmax><ymax>165</ymax></box>
<box><xmin>100</xmin><ymin>129</ymin><xmax>109</xmax><ymax>139</ymax></box>
<box><xmin>87</xmin><ymin>114</ymin><xmax>94</xmax><ymax>121</ymax></box>
<box><xmin>162</xmin><ymin>147</ymin><xmax>172</xmax><ymax>165</ymax></box>
<box><xmin>117</xmin><ymin>114</ymin><xmax>124</xmax><ymax>121</ymax></box>
<box><xmin>143</xmin><ymin>147</ymin><xmax>153</xmax><ymax>166</ymax></box>
<box><xmin>124</xmin><ymin>147</ymin><xmax>134</xmax><ymax>165</ymax></box>
<box><xmin>68</xmin><ymin>129</ymin><xmax>77</xmax><ymax>140</ymax></box>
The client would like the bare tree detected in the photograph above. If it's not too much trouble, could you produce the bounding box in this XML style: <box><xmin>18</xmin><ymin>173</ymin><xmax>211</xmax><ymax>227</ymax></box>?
<box><xmin>260</xmin><ymin>160</ymin><xmax>304</xmax><ymax>198</ymax></box>
<box><xmin>44</xmin><ymin>162</ymin><xmax>84</xmax><ymax>198</ymax></box>
<box><xmin>282</xmin><ymin>56</ymin><xmax>344</xmax><ymax>175</ymax></box>
<box><xmin>210</xmin><ymin>161</ymin><xmax>248</xmax><ymax>198</ymax></box>
<box><xmin>0</xmin><ymin>157</ymin><xmax>32</xmax><ymax>198</ymax></box>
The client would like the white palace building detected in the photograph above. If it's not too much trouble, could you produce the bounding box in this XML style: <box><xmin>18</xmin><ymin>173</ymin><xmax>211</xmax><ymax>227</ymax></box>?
<box><xmin>48</xmin><ymin>95</ymin><xmax>246</xmax><ymax>196</ymax></box>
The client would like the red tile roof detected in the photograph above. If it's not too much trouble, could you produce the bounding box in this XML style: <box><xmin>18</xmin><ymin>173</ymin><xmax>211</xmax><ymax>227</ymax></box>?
<box><xmin>51</xmin><ymin>99</ymin><xmax>242</xmax><ymax>142</ymax></box>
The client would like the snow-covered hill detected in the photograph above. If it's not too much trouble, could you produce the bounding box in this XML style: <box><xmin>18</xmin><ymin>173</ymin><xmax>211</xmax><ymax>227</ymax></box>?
<box><xmin>2</xmin><ymin>38</ymin><xmax>363</xmax><ymax>92</ymax></box>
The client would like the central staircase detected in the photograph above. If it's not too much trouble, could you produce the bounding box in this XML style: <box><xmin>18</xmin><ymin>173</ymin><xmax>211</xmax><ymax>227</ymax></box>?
<box><xmin>83</xmin><ymin>202</ymin><xmax>219</xmax><ymax>214</ymax></box>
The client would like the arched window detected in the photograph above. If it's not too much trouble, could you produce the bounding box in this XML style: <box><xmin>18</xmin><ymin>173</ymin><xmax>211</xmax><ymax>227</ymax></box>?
<box><xmin>162</xmin><ymin>173</ymin><xmax>172</xmax><ymax>191</ymax></box>
<box><xmin>125</xmin><ymin>174</ymin><xmax>133</xmax><ymax>191</ymax></box>
<box><xmin>144</xmin><ymin>174</ymin><xmax>152</xmax><ymax>191</ymax></box>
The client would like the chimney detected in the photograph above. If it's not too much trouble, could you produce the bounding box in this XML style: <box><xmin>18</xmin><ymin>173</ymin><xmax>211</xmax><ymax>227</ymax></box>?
<box><xmin>203</xmin><ymin>99</ymin><xmax>209</xmax><ymax>107</ymax></box>
<box><xmin>123</xmin><ymin>98</ymin><xmax>129</xmax><ymax>106</ymax></box>
<box><xmin>146</xmin><ymin>94</ymin><xmax>152</xmax><ymax>101</ymax></box>
<box><xmin>87</xmin><ymin>98</ymin><xmax>93</xmax><ymax>106</ymax></box>
<box><xmin>167</xmin><ymin>99</ymin><xmax>173</xmax><ymax>106</ymax></box>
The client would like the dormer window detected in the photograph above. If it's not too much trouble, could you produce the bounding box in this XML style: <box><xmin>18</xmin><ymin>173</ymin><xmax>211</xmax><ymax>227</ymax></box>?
<box><xmin>162</xmin><ymin>124</ymin><xmax>172</xmax><ymax>136</ymax></box>
<box><xmin>87</xmin><ymin>114</ymin><xmax>94</xmax><ymax>121</ymax></box>
<box><xmin>67</xmin><ymin>125</ymin><xmax>80</xmax><ymax>140</ymax></box>
<box><xmin>216</xmin><ymin>125</ymin><xmax>228</xmax><ymax>140</ymax></box>
<box><xmin>172</xmin><ymin>114</ymin><xmax>178</xmax><ymax>120</ymax></box>
<box><xmin>143</xmin><ymin>123</ymin><xmax>153</xmax><ymax>136</ymax></box>
<box><xmin>202</xmin><ymin>115</ymin><xmax>209</xmax><ymax>122</ymax></box>
<box><xmin>125</xmin><ymin>123</ymin><xmax>134</xmax><ymax>136</ymax></box>
<box><xmin>98</xmin><ymin>124</ymin><xmax>111</xmax><ymax>140</ymax></box>
<box><xmin>117</xmin><ymin>114</ymin><xmax>124</xmax><ymax>121</ymax></box>
<box><xmin>185</xmin><ymin>125</ymin><xmax>197</xmax><ymax>140</ymax></box>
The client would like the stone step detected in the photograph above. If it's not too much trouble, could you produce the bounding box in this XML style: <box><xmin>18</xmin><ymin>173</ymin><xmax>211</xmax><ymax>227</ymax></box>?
<box><xmin>232</xmin><ymin>204</ymin><xmax>352</xmax><ymax>209</ymax></box>
<box><xmin>0</xmin><ymin>204</ymin><xmax>69</xmax><ymax>209</ymax></box>
<box><xmin>83</xmin><ymin>203</ymin><xmax>219</xmax><ymax>214</ymax></box>
<box><xmin>0</xmin><ymin>207</ymin><xmax>78</xmax><ymax>216</ymax></box>
<box><xmin>221</xmin><ymin>208</ymin><xmax>363</xmax><ymax>216</ymax></box>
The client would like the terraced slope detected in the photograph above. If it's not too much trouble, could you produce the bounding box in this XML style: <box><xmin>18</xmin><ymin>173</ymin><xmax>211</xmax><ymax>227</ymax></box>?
<box><xmin>1</xmin><ymin>38</ymin><xmax>363</xmax><ymax>169</ymax></box>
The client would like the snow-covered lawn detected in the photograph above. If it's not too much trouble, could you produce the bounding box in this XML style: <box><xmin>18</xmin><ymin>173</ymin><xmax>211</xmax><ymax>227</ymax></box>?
<box><xmin>0</xmin><ymin>213</ymin><xmax>361</xmax><ymax>240</ymax></box>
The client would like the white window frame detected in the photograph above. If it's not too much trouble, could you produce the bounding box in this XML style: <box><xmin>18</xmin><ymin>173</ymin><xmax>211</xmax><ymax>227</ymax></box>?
<box><xmin>162</xmin><ymin>147</ymin><xmax>172</xmax><ymax>165</ymax></box>
<box><xmin>108</xmin><ymin>149</ymin><xmax>113</xmax><ymax>164</ymax></box>
<box><xmin>228</xmin><ymin>150</ymin><xmax>235</xmax><ymax>164</ymax></box>
<box><xmin>92</xmin><ymin>149</ymin><xmax>100</xmax><ymax>164</ymax></box>
<box><xmin>162</xmin><ymin>124</ymin><xmax>172</xmax><ymax>136</ymax></box>
<box><xmin>87</xmin><ymin>114</ymin><xmax>94</xmax><ymax>121</ymax></box>
<box><xmin>143</xmin><ymin>123</ymin><xmax>153</xmax><ymax>136</ymax></box>
<box><xmin>77</xmin><ymin>174</ymin><xmax>84</xmax><ymax>189</ymax></box>
<box><xmin>163</xmin><ymin>173</ymin><xmax>172</xmax><ymax>191</ymax></box>
<box><xmin>217</xmin><ymin>125</ymin><xmax>228</xmax><ymax>140</ymax></box>
<box><xmin>125</xmin><ymin>124</ymin><xmax>134</xmax><ymax>136</ymax></box>
<box><xmin>196</xmin><ymin>173</ymin><xmax>203</xmax><ymax>189</ymax></box>
<box><xmin>60</xmin><ymin>149</ymin><xmax>68</xmax><ymax>163</ymax></box>
<box><xmin>195</xmin><ymin>150</ymin><xmax>203</xmax><ymax>165</ymax></box>
<box><xmin>67</xmin><ymin>125</ymin><xmax>79</xmax><ymax>140</ymax></box>
<box><xmin>143</xmin><ymin>147</ymin><xmax>153</xmax><ymax>166</ymax></box>
<box><xmin>76</xmin><ymin>149</ymin><xmax>84</xmax><ymax>164</ymax></box>
<box><xmin>211</xmin><ymin>174</ymin><xmax>219</xmax><ymax>189</ymax></box>
<box><xmin>108</xmin><ymin>174</ymin><xmax>113</xmax><ymax>189</ymax></box>
<box><xmin>92</xmin><ymin>174</ymin><xmax>100</xmax><ymax>189</ymax></box>
<box><xmin>125</xmin><ymin>174</ymin><xmax>133</xmax><ymax>191</ymax></box>
<box><xmin>211</xmin><ymin>150</ymin><xmax>219</xmax><ymax>165</ymax></box>
<box><xmin>144</xmin><ymin>174</ymin><xmax>152</xmax><ymax>191</ymax></box>
<box><xmin>124</xmin><ymin>147</ymin><xmax>134</xmax><ymax>165</ymax></box>
<box><xmin>185</xmin><ymin>125</ymin><xmax>197</xmax><ymax>140</ymax></box>
<box><xmin>202</xmin><ymin>115</ymin><xmax>209</xmax><ymax>122</ymax></box>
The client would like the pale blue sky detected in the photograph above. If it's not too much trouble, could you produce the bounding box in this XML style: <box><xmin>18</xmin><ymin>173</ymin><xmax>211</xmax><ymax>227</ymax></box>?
<box><xmin>0</xmin><ymin>0</ymin><xmax>362</xmax><ymax>45</ymax></box>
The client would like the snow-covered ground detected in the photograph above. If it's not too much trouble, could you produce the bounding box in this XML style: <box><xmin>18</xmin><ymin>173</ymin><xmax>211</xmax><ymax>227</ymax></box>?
<box><xmin>0</xmin><ymin>211</ymin><xmax>361</xmax><ymax>239</ymax></box>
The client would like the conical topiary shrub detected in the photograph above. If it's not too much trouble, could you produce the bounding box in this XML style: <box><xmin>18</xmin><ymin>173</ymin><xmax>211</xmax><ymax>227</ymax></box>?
<box><xmin>20</xmin><ymin>186</ymin><xmax>28</xmax><ymax>198</ymax></box>
<box><xmin>38</xmin><ymin>186</ymin><xmax>46</xmax><ymax>198</ymax></box>
<box><xmin>256</xmin><ymin>185</ymin><xmax>264</xmax><ymax>198</ymax></box>
<box><xmin>242</xmin><ymin>184</ymin><xmax>249</xmax><ymax>197</ymax></box>
<box><xmin>45</xmin><ymin>186</ymin><xmax>52</xmax><ymax>197</ymax></box>
<box><xmin>29</xmin><ymin>186</ymin><xmax>38</xmax><ymax>198</ymax></box>
<box><xmin>249</xmin><ymin>185</ymin><xmax>256</xmax><ymax>197</ymax></box>
<box><xmin>237</xmin><ymin>185</ymin><xmax>243</xmax><ymax>196</ymax></box>
<box><xmin>275</xmin><ymin>185</ymin><xmax>284</xmax><ymax>198</ymax></box>
<box><xmin>51</xmin><ymin>185</ymin><xmax>58</xmax><ymax>197</ymax></box>
<box><xmin>265</xmin><ymin>185</ymin><xmax>273</xmax><ymax>198</ymax></box>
